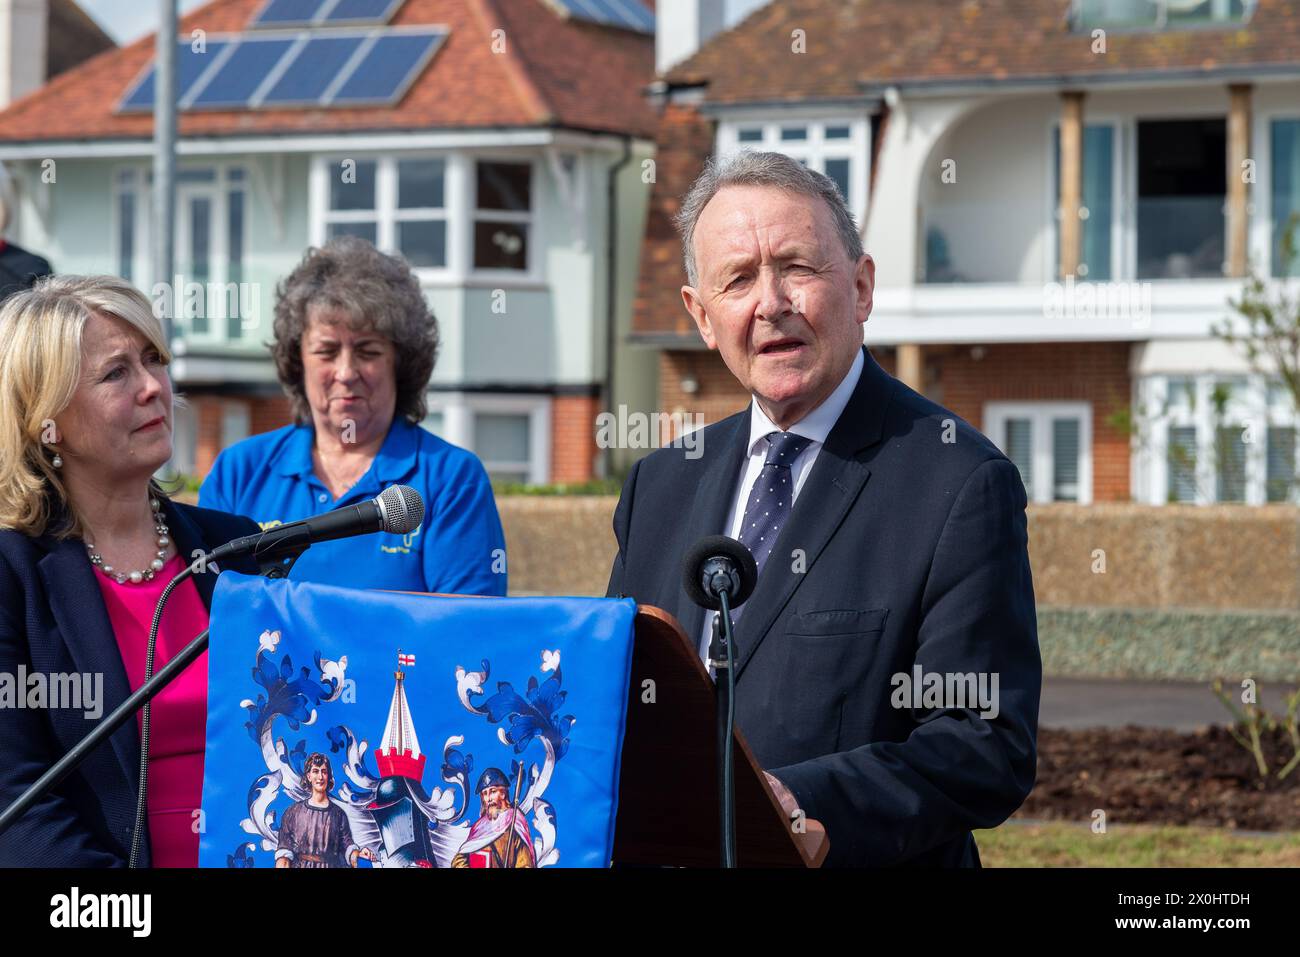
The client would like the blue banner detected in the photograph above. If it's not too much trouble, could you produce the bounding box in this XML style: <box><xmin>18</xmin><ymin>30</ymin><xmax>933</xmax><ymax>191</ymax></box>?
<box><xmin>198</xmin><ymin>573</ymin><xmax>637</xmax><ymax>868</ymax></box>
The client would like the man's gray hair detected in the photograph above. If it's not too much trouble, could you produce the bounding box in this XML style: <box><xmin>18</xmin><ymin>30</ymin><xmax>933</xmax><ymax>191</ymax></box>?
<box><xmin>673</xmin><ymin>150</ymin><xmax>864</xmax><ymax>288</ymax></box>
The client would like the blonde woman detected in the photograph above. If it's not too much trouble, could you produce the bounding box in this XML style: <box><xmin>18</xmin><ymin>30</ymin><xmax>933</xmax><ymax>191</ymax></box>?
<box><xmin>0</xmin><ymin>276</ymin><xmax>260</xmax><ymax>867</ymax></box>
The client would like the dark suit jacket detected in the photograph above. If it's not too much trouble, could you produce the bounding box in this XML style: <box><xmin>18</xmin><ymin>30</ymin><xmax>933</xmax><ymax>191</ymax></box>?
<box><xmin>0</xmin><ymin>497</ymin><xmax>260</xmax><ymax>867</ymax></box>
<box><xmin>606</xmin><ymin>346</ymin><xmax>1041</xmax><ymax>867</ymax></box>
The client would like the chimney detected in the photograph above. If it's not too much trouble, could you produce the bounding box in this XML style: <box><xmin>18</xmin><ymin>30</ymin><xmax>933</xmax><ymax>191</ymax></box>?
<box><xmin>656</xmin><ymin>0</ymin><xmax>728</xmax><ymax>75</ymax></box>
<box><xmin>0</xmin><ymin>0</ymin><xmax>48</xmax><ymax>108</ymax></box>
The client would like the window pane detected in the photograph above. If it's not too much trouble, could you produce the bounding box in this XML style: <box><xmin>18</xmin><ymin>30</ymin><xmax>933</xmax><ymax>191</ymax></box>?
<box><xmin>1136</xmin><ymin>119</ymin><xmax>1226</xmax><ymax>280</ymax></box>
<box><xmin>780</xmin><ymin>126</ymin><xmax>807</xmax><ymax>141</ymax></box>
<box><xmin>1215</xmin><ymin>425</ymin><xmax>1247</xmax><ymax>502</ymax></box>
<box><xmin>737</xmin><ymin>127</ymin><xmax>762</xmax><ymax>143</ymax></box>
<box><xmin>824</xmin><ymin>158</ymin><xmax>850</xmax><ymax>202</ymax></box>
<box><xmin>474</xmin><ymin>221</ymin><xmax>528</xmax><ymax>271</ymax></box>
<box><xmin>1267</xmin><ymin>426</ymin><xmax>1296</xmax><ymax>502</ymax></box>
<box><xmin>475</xmin><ymin>412</ymin><xmax>530</xmax><ymax>465</ymax></box>
<box><xmin>227</xmin><ymin>190</ymin><xmax>245</xmax><ymax>339</ymax></box>
<box><xmin>330</xmin><ymin>159</ymin><xmax>376</xmax><ymax>210</ymax></box>
<box><xmin>825</xmin><ymin>124</ymin><xmax>851</xmax><ymax>140</ymax></box>
<box><xmin>421</xmin><ymin>411</ymin><xmax>444</xmax><ymax>435</ymax></box>
<box><xmin>1271</xmin><ymin>119</ymin><xmax>1300</xmax><ymax>278</ymax></box>
<box><xmin>188</xmin><ymin>196</ymin><xmax>210</xmax><ymax>335</ymax></box>
<box><xmin>1005</xmin><ymin>419</ymin><xmax>1033</xmax><ymax>495</ymax></box>
<box><xmin>398</xmin><ymin>219</ymin><xmax>446</xmax><ymax>268</ymax></box>
<box><xmin>326</xmin><ymin>220</ymin><xmax>377</xmax><ymax>244</ymax></box>
<box><xmin>476</xmin><ymin>161</ymin><xmax>531</xmax><ymax>212</ymax></box>
<box><xmin>1054</xmin><ymin>124</ymin><xmax>1114</xmax><ymax>280</ymax></box>
<box><xmin>177</xmin><ymin>168</ymin><xmax>217</xmax><ymax>183</ymax></box>
<box><xmin>118</xmin><ymin>191</ymin><xmax>135</xmax><ymax>281</ymax></box>
<box><xmin>1052</xmin><ymin>418</ymin><xmax>1080</xmax><ymax>501</ymax></box>
<box><xmin>1168</xmin><ymin>425</ymin><xmax>1197</xmax><ymax>502</ymax></box>
<box><xmin>398</xmin><ymin>158</ymin><xmax>445</xmax><ymax>209</ymax></box>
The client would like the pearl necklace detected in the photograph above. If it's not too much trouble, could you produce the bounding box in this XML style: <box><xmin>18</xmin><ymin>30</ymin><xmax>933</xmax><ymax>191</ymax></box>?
<box><xmin>85</xmin><ymin>497</ymin><xmax>172</xmax><ymax>585</ymax></box>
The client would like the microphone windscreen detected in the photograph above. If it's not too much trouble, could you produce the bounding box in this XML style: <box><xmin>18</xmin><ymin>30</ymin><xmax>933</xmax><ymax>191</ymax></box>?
<box><xmin>681</xmin><ymin>535</ymin><xmax>758</xmax><ymax>610</ymax></box>
<box><xmin>377</xmin><ymin>485</ymin><xmax>425</xmax><ymax>534</ymax></box>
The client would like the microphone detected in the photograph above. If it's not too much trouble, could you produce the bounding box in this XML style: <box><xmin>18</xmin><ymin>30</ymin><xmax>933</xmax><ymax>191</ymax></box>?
<box><xmin>208</xmin><ymin>485</ymin><xmax>426</xmax><ymax>562</ymax></box>
<box><xmin>681</xmin><ymin>535</ymin><xmax>758</xmax><ymax>611</ymax></box>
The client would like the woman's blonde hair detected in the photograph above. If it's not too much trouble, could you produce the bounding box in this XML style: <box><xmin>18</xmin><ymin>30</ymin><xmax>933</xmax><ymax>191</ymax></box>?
<box><xmin>0</xmin><ymin>275</ymin><xmax>179</xmax><ymax>540</ymax></box>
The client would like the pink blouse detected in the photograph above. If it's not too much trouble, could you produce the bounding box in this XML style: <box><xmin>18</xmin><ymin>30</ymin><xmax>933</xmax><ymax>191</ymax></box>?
<box><xmin>94</xmin><ymin>552</ymin><xmax>210</xmax><ymax>868</ymax></box>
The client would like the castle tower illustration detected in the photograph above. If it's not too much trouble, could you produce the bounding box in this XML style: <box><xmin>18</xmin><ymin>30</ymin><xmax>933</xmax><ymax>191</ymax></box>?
<box><xmin>376</xmin><ymin>660</ymin><xmax>426</xmax><ymax>781</ymax></box>
<box><xmin>368</xmin><ymin>652</ymin><xmax>437</xmax><ymax>866</ymax></box>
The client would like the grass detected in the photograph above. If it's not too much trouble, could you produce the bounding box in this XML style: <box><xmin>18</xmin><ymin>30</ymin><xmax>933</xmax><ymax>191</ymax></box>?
<box><xmin>975</xmin><ymin>820</ymin><xmax>1300</xmax><ymax>866</ymax></box>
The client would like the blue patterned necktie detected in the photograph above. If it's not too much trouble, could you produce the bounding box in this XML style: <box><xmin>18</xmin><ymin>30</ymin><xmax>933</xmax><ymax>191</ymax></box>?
<box><xmin>737</xmin><ymin>431</ymin><xmax>814</xmax><ymax>582</ymax></box>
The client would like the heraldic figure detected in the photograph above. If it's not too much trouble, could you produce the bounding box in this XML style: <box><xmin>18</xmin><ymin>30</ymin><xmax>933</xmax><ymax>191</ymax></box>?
<box><xmin>452</xmin><ymin>768</ymin><xmax>536</xmax><ymax>868</ymax></box>
<box><xmin>276</xmin><ymin>753</ymin><xmax>376</xmax><ymax>868</ymax></box>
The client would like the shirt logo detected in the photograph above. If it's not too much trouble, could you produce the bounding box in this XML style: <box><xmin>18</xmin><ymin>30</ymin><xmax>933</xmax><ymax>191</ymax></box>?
<box><xmin>380</xmin><ymin>522</ymin><xmax>422</xmax><ymax>555</ymax></box>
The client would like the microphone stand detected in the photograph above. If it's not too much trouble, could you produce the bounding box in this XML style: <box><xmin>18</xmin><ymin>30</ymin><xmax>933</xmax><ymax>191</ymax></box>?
<box><xmin>0</xmin><ymin>542</ymin><xmax>310</xmax><ymax>853</ymax></box>
<box><xmin>708</xmin><ymin>588</ymin><xmax>738</xmax><ymax>869</ymax></box>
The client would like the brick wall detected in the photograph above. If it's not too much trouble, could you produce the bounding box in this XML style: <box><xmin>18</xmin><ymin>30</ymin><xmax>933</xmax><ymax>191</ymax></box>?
<box><xmin>551</xmin><ymin>394</ymin><xmax>601</xmax><ymax>483</ymax></box>
<box><xmin>632</xmin><ymin>101</ymin><xmax>717</xmax><ymax>338</ymax></box>
<box><xmin>928</xmin><ymin>342</ymin><xmax>1132</xmax><ymax>502</ymax></box>
<box><xmin>193</xmin><ymin>394</ymin><xmax>294</xmax><ymax>479</ymax></box>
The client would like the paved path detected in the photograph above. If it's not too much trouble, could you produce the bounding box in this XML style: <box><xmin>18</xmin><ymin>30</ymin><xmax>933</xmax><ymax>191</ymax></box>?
<box><xmin>1039</xmin><ymin>677</ymin><xmax>1292</xmax><ymax>731</ymax></box>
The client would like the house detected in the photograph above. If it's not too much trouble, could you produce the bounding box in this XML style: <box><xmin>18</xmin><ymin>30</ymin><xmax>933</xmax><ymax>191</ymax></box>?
<box><xmin>0</xmin><ymin>0</ymin><xmax>115</xmax><ymax>108</ymax></box>
<box><xmin>0</xmin><ymin>0</ymin><xmax>661</xmax><ymax>485</ymax></box>
<box><xmin>637</xmin><ymin>0</ymin><xmax>1300</xmax><ymax>505</ymax></box>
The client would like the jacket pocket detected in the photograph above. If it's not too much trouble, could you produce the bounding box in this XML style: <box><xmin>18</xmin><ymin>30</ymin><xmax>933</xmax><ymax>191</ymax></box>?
<box><xmin>788</xmin><ymin>606</ymin><xmax>889</xmax><ymax>638</ymax></box>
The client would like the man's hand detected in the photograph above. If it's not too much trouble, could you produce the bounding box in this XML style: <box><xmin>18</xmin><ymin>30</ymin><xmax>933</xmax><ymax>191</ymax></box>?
<box><xmin>275</xmin><ymin>856</ymin><xmax>290</xmax><ymax>869</ymax></box>
<box><xmin>764</xmin><ymin>771</ymin><xmax>799</xmax><ymax>820</ymax></box>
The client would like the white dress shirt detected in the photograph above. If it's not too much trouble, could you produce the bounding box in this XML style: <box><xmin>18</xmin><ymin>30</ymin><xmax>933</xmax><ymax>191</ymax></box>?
<box><xmin>698</xmin><ymin>347</ymin><xmax>865</xmax><ymax>661</ymax></box>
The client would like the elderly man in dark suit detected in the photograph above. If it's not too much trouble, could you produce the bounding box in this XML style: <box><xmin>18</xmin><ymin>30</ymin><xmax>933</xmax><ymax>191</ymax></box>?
<box><xmin>606</xmin><ymin>151</ymin><xmax>1041</xmax><ymax>867</ymax></box>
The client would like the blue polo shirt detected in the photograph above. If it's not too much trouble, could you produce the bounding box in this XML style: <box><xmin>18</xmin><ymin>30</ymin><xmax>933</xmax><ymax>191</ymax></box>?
<box><xmin>198</xmin><ymin>418</ymin><xmax>507</xmax><ymax>596</ymax></box>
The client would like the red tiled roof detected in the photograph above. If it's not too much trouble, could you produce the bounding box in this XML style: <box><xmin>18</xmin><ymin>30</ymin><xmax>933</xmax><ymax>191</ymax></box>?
<box><xmin>664</xmin><ymin>0</ymin><xmax>1300</xmax><ymax>102</ymax></box>
<box><xmin>0</xmin><ymin>0</ymin><xmax>657</xmax><ymax>142</ymax></box>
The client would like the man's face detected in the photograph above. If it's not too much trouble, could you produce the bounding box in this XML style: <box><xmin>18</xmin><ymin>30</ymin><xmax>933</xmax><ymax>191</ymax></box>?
<box><xmin>482</xmin><ymin>785</ymin><xmax>508</xmax><ymax>819</ymax></box>
<box><xmin>307</xmin><ymin>764</ymin><xmax>329</xmax><ymax>795</ymax></box>
<box><xmin>681</xmin><ymin>185</ymin><xmax>874</xmax><ymax>429</ymax></box>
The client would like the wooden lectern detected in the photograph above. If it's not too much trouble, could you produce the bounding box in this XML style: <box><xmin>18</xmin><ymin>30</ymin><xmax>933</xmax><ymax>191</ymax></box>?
<box><xmin>611</xmin><ymin>606</ymin><xmax>829</xmax><ymax>867</ymax></box>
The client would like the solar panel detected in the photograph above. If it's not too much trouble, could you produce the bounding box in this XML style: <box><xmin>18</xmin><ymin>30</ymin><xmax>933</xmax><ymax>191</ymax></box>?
<box><xmin>252</xmin><ymin>0</ymin><xmax>327</xmax><ymax>27</ymax></box>
<box><xmin>252</xmin><ymin>0</ymin><xmax>399</xmax><ymax>28</ymax></box>
<box><xmin>187</xmin><ymin>37</ymin><xmax>297</xmax><ymax>108</ymax></box>
<box><xmin>259</xmin><ymin>34</ymin><xmax>365</xmax><ymax>105</ymax></box>
<box><xmin>328</xmin><ymin>30</ymin><xmax>444</xmax><ymax>105</ymax></box>
<box><xmin>558</xmin><ymin>0</ymin><xmax>654</xmax><ymax>33</ymax></box>
<box><xmin>120</xmin><ymin>40</ymin><xmax>233</xmax><ymax>111</ymax></box>
<box><xmin>321</xmin><ymin>0</ymin><xmax>402</xmax><ymax>24</ymax></box>
<box><xmin>117</xmin><ymin>25</ymin><xmax>446</xmax><ymax>113</ymax></box>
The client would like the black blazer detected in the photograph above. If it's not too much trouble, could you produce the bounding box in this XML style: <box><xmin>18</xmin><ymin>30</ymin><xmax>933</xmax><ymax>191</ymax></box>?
<box><xmin>607</xmin><ymin>346</ymin><xmax>1042</xmax><ymax>867</ymax></box>
<box><xmin>0</xmin><ymin>497</ymin><xmax>260</xmax><ymax>867</ymax></box>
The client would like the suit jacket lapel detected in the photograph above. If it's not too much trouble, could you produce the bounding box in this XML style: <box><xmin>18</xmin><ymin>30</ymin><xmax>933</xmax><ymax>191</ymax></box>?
<box><xmin>33</xmin><ymin>497</ymin><xmax>229</xmax><ymax>800</ymax></box>
<box><xmin>675</xmin><ymin>409</ymin><xmax>751</xmax><ymax>648</ymax></box>
<box><xmin>36</xmin><ymin>536</ymin><xmax>140</xmax><ymax>796</ymax></box>
<box><xmin>161</xmin><ymin>498</ymin><xmax>218</xmax><ymax>609</ymax></box>
<box><xmin>733</xmin><ymin>347</ymin><xmax>896</xmax><ymax>680</ymax></box>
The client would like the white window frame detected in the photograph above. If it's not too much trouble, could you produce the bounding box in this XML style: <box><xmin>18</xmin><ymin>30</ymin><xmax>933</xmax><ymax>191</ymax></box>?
<box><xmin>1044</xmin><ymin>115</ymin><xmax>1124</xmax><ymax>283</ymax></box>
<box><xmin>984</xmin><ymin>401</ymin><xmax>1094</xmax><ymax>504</ymax></box>
<box><xmin>310</xmin><ymin>151</ymin><xmax>541</xmax><ymax>285</ymax></box>
<box><xmin>112</xmin><ymin>162</ymin><xmax>250</xmax><ymax>345</ymax></box>
<box><xmin>1254</xmin><ymin>109</ymin><xmax>1300</xmax><ymax>279</ymax></box>
<box><xmin>421</xmin><ymin>391</ymin><xmax>551</xmax><ymax>485</ymax></box>
<box><xmin>1139</xmin><ymin>373</ymin><xmax>1300</xmax><ymax>505</ymax></box>
<box><xmin>715</xmin><ymin>114</ymin><xmax>871</xmax><ymax>228</ymax></box>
